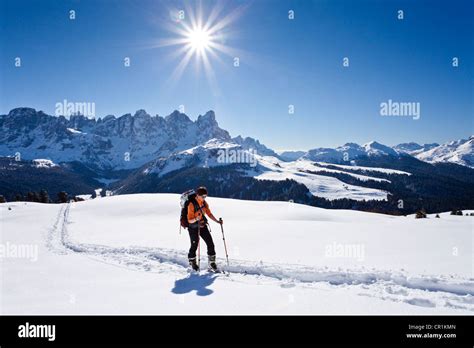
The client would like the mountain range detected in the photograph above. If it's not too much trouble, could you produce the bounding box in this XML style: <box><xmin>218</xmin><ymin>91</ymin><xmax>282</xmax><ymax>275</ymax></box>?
<box><xmin>1</xmin><ymin>107</ymin><xmax>473</xmax><ymax>214</ymax></box>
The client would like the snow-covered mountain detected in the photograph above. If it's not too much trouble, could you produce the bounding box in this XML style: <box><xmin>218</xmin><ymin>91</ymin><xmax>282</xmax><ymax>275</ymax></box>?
<box><xmin>302</xmin><ymin>141</ymin><xmax>398</xmax><ymax>162</ymax></box>
<box><xmin>130</xmin><ymin>138</ymin><xmax>412</xmax><ymax>201</ymax></box>
<box><xmin>0</xmin><ymin>108</ymin><xmax>231</xmax><ymax>170</ymax></box>
<box><xmin>231</xmin><ymin>135</ymin><xmax>278</xmax><ymax>157</ymax></box>
<box><xmin>363</xmin><ymin>141</ymin><xmax>399</xmax><ymax>157</ymax></box>
<box><xmin>303</xmin><ymin>143</ymin><xmax>363</xmax><ymax>162</ymax></box>
<box><xmin>393</xmin><ymin>142</ymin><xmax>439</xmax><ymax>155</ymax></box>
<box><xmin>143</xmin><ymin>138</ymin><xmax>240</xmax><ymax>177</ymax></box>
<box><xmin>284</xmin><ymin>138</ymin><xmax>474</xmax><ymax>169</ymax></box>
<box><xmin>408</xmin><ymin>136</ymin><xmax>474</xmax><ymax>168</ymax></box>
<box><xmin>278</xmin><ymin>150</ymin><xmax>306</xmax><ymax>162</ymax></box>
<box><xmin>1</xmin><ymin>107</ymin><xmax>473</xmax><ymax>212</ymax></box>
<box><xmin>1</xmin><ymin>107</ymin><xmax>472</xmax><ymax>169</ymax></box>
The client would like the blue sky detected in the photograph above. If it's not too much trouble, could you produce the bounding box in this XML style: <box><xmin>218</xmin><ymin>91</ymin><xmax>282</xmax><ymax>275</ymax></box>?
<box><xmin>1</xmin><ymin>0</ymin><xmax>472</xmax><ymax>150</ymax></box>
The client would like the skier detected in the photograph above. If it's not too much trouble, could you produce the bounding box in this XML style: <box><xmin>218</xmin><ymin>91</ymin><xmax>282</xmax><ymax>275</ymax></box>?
<box><xmin>187</xmin><ymin>186</ymin><xmax>223</xmax><ymax>272</ymax></box>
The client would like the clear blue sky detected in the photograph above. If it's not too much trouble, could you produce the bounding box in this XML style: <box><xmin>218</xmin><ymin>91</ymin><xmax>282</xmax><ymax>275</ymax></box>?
<box><xmin>1</xmin><ymin>0</ymin><xmax>473</xmax><ymax>150</ymax></box>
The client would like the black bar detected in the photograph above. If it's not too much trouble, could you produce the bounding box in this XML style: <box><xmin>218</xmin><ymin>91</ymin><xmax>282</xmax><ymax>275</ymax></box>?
<box><xmin>0</xmin><ymin>315</ymin><xmax>472</xmax><ymax>346</ymax></box>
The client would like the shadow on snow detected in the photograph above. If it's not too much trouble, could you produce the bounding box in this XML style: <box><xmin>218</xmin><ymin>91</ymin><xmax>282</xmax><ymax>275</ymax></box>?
<box><xmin>172</xmin><ymin>273</ymin><xmax>218</xmax><ymax>296</ymax></box>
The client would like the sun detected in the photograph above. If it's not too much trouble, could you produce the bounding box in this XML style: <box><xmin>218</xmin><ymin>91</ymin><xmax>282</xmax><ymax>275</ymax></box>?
<box><xmin>186</xmin><ymin>27</ymin><xmax>212</xmax><ymax>52</ymax></box>
<box><xmin>154</xmin><ymin>2</ymin><xmax>248</xmax><ymax>88</ymax></box>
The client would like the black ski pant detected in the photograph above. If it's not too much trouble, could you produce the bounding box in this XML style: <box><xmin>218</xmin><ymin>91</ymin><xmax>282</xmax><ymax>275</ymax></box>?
<box><xmin>188</xmin><ymin>223</ymin><xmax>215</xmax><ymax>260</ymax></box>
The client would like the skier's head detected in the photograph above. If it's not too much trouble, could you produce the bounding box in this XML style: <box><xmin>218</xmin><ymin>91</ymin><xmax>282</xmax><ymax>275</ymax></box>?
<box><xmin>196</xmin><ymin>186</ymin><xmax>208</xmax><ymax>199</ymax></box>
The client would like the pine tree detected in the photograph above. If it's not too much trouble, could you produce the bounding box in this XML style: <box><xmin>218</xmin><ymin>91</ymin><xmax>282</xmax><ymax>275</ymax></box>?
<box><xmin>26</xmin><ymin>192</ymin><xmax>35</xmax><ymax>202</ymax></box>
<box><xmin>39</xmin><ymin>189</ymin><xmax>50</xmax><ymax>204</ymax></box>
<box><xmin>33</xmin><ymin>192</ymin><xmax>41</xmax><ymax>202</ymax></box>
<box><xmin>57</xmin><ymin>191</ymin><xmax>68</xmax><ymax>203</ymax></box>
<box><xmin>0</xmin><ymin>195</ymin><xmax>6</xmax><ymax>203</ymax></box>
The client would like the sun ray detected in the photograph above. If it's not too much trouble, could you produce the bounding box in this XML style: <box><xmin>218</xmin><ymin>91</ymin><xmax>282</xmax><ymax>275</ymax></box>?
<box><xmin>207</xmin><ymin>41</ymin><xmax>242</xmax><ymax>59</ymax></box>
<box><xmin>154</xmin><ymin>37</ymin><xmax>189</xmax><ymax>49</ymax></box>
<box><xmin>205</xmin><ymin>4</ymin><xmax>247</xmax><ymax>36</ymax></box>
<box><xmin>203</xmin><ymin>2</ymin><xmax>225</xmax><ymax>32</ymax></box>
<box><xmin>206</xmin><ymin>47</ymin><xmax>224</xmax><ymax>66</ymax></box>
<box><xmin>201</xmin><ymin>48</ymin><xmax>220</xmax><ymax>95</ymax></box>
<box><xmin>185</xmin><ymin>2</ymin><xmax>198</xmax><ymax>32</ymax></box>
<box><xmin>168</xmin><ymin>47</ymin><xmax>194</xmax><ymax>85</ymax></box>
<box><xmin>154</xmin><ymin>1</ymin><xmax>249</xmax><ymax>94</ymax></box>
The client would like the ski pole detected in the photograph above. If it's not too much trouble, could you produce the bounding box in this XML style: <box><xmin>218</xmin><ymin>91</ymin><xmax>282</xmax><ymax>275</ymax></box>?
<box><xmin>197</xmin><ymin>222</ymin><xmax>201</xmax><ymax>268</ymax></box>
<box><xmin>219</xmin><ymin>218</ymin><xmax>229</xmax><ymax>267</ymax></box>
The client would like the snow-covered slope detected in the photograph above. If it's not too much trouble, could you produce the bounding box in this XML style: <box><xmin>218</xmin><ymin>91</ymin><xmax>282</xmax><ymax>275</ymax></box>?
<box><xmin>314</xmin><ymin>162</ymin><xmax>411</xmax><ymax>176</ymax></box>
<box><xmin>393</xmin><ymin>142</ymin><xmax>439</xmax><ymax>155</ymax></box>
<box><xmin>363</xmin><ymin>141</ymin><xmax>398</xmax><ymax>157</ymax></box>
<box><xmin>411</xmin><ymin>136</ymin><xmax>474</xmax><ymax>168</ymax></box>
<box><xmin>278</xmin><ymin>150</ymin><xmax>306</xmax><ymax>162</ymax></box>
<box><xmin>303</xmin><ymin>143</ymin><xmax>364</xmax><ymax>162</ymax></box>
<box><xmin>1</xmin><ymin>194</ymin><xmax>472</xmax><ymax>314</ymax></box>
<box><xmin>138</xmin><ymin>140</ymin><xmax>401</xmax><ymax>201</ymax></box>
<box><xmin>144</xmin><ymin>138</ymin><xmax>240</xmax><ymax>176</ymax></box>
<box><xmin>32</xmin><ymin>159</ymin><xmax>58</xmax><ymax>168</ymax></box>
<box><xmin>303</xmin><ymin>141</ymin><xmax>399</xmax><ymax>162</ymax></box>
<box><xmin>254</xmin><ymin>157</ymin><xmax>392</xmax><ymax>201</ymax></box>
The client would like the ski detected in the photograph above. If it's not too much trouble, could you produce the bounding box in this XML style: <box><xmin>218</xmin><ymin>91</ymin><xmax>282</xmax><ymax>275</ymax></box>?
<box><xmin>187</xmin><ymin>265</ymin><xmax>228</xmax><ymax>275</ymax></box>
<box><xmin>207</xmin><ymin>267</ymin><xmax>220</xmax><ymax>273</ymax></box>
<box><xmin>208</xmin><ymin>268</ymin><xmax>229</xmax><ymax>275</ymax></box>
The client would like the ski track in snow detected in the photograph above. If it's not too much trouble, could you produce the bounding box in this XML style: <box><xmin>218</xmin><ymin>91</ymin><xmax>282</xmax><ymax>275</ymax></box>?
<box><xmin>49</xmin><ymin>203</ymin><xmax>474</xmax><ymax>311</ymax></box>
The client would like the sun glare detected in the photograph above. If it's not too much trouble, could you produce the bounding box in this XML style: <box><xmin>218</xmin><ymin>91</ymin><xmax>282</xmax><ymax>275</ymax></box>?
<box><xmin>186</xmin><ymin>27</ymin><xmax>211</xmax><ymax>51</ymax></box>
<box><xmin>154</xmin><ymin>2</ymin><xmax>247</xmax><ymax>89</ymax></box>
